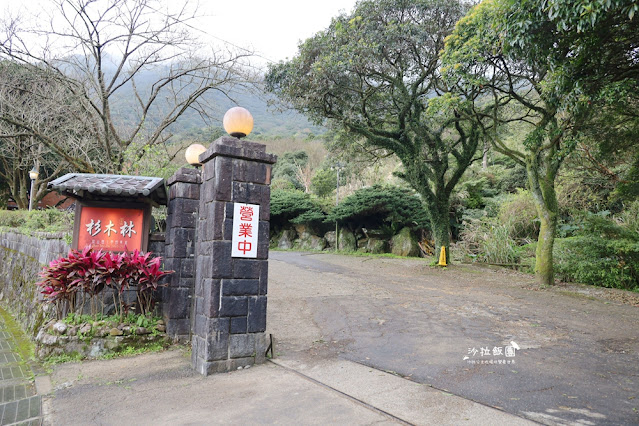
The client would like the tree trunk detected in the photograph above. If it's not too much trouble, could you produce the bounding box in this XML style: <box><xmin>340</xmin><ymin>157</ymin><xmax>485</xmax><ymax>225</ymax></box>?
<box><xmin>482</xmin><ymin>140</ymin><xmax>489</xmax><ymax>169</ymax></box>
<box><xmin>534</xmin><ymin>212</ymin><xmax>557</xmax><ymax>286</ymax></box>
<box><xmin>428</xmin><ymin>199</ymin><xmax>451</xmax><ymax>264</ymax></box>
<box><xmin>527</xmin><ymin>156</ymin><xmax>560</xmax><ymax>286</ymax></box>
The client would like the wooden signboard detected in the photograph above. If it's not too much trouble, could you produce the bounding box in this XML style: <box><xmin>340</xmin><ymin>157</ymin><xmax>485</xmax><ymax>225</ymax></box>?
<box><xmin>73</xmin><ymin>202</ymin><xmax>151</xmax><ymax>252</ymax></box>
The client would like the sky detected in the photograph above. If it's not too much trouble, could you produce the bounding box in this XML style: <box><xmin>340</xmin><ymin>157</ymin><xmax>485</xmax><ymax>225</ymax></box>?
<box><xmin>198</xmin><ymin>0</ymin><xmax>358</xmax><ymax>64</ymax></box>
<box><xmin>0</xmin><ymin>0</ymin><xmax>359</xmax><ymax>67</ymax></box>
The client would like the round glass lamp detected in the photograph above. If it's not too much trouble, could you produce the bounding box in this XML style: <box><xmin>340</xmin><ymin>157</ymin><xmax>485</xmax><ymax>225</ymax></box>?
<box><xmin>223</xmin><ymin>107</ymin><xmax>253</xmax><ymax>138</ymax></box>
<box><xmin>185</xmin><ymin>143</ymin><xmax>207</xmax><ymax>167</ymax></box>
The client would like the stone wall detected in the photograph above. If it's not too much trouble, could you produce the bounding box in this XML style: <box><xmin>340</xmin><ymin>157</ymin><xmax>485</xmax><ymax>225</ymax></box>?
<box><xmin>0</xmin><ymin>231</ymin><xmax>167</xmax><ymax>339</ymax></box>
<box><xmin>0</xmin><ymin>231</ymin><xmax>70</xmax><ymax>337</ymax></box>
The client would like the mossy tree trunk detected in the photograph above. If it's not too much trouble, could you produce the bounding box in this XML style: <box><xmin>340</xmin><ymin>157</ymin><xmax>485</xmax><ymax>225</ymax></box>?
<box><xmin>428</xmin><ymin>198</ymin><xmax>452</xmax><ymax>264</ymax></box>
<box><xmin>526</xmin><ymin>130</ymin><xmax>563</xmax><ymax>286</ymax></box>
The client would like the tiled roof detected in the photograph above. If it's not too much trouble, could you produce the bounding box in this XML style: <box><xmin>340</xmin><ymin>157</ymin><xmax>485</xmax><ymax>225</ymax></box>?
<box><xmin>48</xmin><ymin>173</ymin><xmax>167</xmax><ymax>206</ymax></box>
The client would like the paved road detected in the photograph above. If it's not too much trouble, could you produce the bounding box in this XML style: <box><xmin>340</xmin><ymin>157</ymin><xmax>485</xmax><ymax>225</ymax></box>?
<box><xmin>0</xmin><ymin>310</ymin><xmax>42</xmax><ymax>425</ymax></box>
<box><xmin>268</xmin><ymin>251</ymin><xmax>639</xmax><ymax>425</ymax></box>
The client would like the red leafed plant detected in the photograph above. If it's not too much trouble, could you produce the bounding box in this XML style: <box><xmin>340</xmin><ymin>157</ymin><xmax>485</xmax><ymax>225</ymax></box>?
<box><xmin>37</xmin><ymin>247</ymin><xmax>173</xmax><ymax>319</ymax></box>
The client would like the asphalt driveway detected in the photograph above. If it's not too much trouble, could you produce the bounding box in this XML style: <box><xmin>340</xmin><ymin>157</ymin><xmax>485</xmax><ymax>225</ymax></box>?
<box><xmin>268</xmin><ymin>251</ymin><xmax>639</xmax><ymax>425</ymax></box>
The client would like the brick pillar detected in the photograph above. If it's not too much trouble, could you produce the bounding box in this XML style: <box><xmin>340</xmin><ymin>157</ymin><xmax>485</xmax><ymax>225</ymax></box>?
<box><xmin>192</xmin><ymin>136</ymin><xmax>276</xmax><ymax>375</ymax></box>
<box><xmin>164</xmin><ymin>167</ymin><xmax>201</xmax><ymax>342</ymax></box>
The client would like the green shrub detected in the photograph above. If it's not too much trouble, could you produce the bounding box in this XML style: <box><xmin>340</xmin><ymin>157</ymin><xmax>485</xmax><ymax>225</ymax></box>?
<box><xmin>619</xmin><ymin>200</ymin><xmax>639</xmax><ymax>234</ymax></box>
<box><xmin>310</xmin><ymin>168</ymin><xmax>337</xmax><ymax>198</ymax></box>
<box><xmin>272</xmin><ymin>151</ymin><xmax>309</xmax><ymax>190</ymax></box>
<box><xmin>325</xmin><ymin>185</ymin><xmax>429</xmax><ymax>232</ymax></box>
<box><xmin>0</xmin><ymin>208</ymin><xmax>74</xmax><ymax>233</ymax></box>
<box><xmin>554</xmin><ymin>237</ymin><xmax>639</xmax><ymax>290</ymax></box>
<box><xmin>0</xmin><ymin>210</ymin><xmax>28</xmax><ymax>228</ymax></box>
<box><xmin>458</xmin><ymin>218</ymin><xmax>519</xmax><ymax>264</ymax></box>
<box><xmin>270</xmin><ymin>190</ymin><xmax>326</xmax><ymax>230</ymax></box>
<box><xmin>497</xmin><ymin>190</ymin><xmax>539</xmax><ymax>241</ymax></box>
<box><xmin>553</xmin><ymin>215</ymin><xmax>639</xmax><ymax>290</ymax></box>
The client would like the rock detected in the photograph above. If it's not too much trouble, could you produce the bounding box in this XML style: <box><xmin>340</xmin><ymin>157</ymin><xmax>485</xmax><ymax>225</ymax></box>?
<box><xmin>391</xmin><ymin>227</ymin><xmax>420</xmax><ymax>257</ymax></box>
<box><xmin>136</xmin><ymin>327</ymin><xmax>150</xmax><ymax>335</ymax></box>
<box><xmin>79</xmin><ymin>324</ymin><xmax>92</xmax><ymax>335</ymax></box>
<box><xmin>40</xmin><ymin>333</ymin><xmax>58</xmax><ymax>345</ymax></box>
<box><xmin>36</xmin><ymin>329</ymin><xmax>45</xmax><ymax>342</ymax></box>
<box><xmin>291</xmin><ymin>224</ymin><xmax>326</xmax><ymax>251</ymax></box>
<box><xmin>52</xmin><ymin>322</ymin><xmax>67</xmax><ymax>335</ymax></box>
<box><xmin>67</xmin><ymin>326</ymin><xmax>79</xmax><ymax>336</ymax></box>
<box><xmin>366</xmin><ymin>238</ymin><xmax>388</xmax><ymax>254</ymax></box>
<box><xmin>338</xmin><ymin>228</ymin><xmax>357</xmax><ymax>251</ymax></box>
<box><xmin>122</xmin><ymin>326</ymin><xmax>132</xmax><ymax>335</ymax></box>
<box><xmin>276</xmin><ymin>229</ymin><xmax>297</xmax><ymax>250</ymax></box>
<box><xmin>357</xmin><ymin>238</ymin><xmax>368</xmax><ymax>249</ymax></box>
<box><xmin>299</xmin><ymin>235</ymin><xmax>327</xmax><ymax>251</ymax></box>
<box><xmin>156</xmin><ymin>324</ymin><xmax>166</xmax><ymax>333</ymax></box>
<box><xmin>109</xmin><ymin>328</ymin><xmax>123</xmax><ymax>336</ymax></box>
<box><xmin>98</xmin><ymin>327</ymin><xmax>110</xmax><ymax>337</ymax></box>
<box><xmin>89</xmin><ymin>340</ymin><xmax>106</xmax><ymax>358</ymax></box>
<box><xmin>324</xmin><ymin>231</ymin><xmax>336</xmax><ymax>248</ymax></box>
<box><xmin>157</xmin><ymin>320</ymin><xmax>165</xmax><ymax>326</ymax></box>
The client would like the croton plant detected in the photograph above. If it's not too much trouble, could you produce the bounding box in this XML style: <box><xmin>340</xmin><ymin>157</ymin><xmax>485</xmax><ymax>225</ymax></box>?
<box><xmin>37</xmin><ymin>247</ymin><xmax>173</xmax><ymax>318</ymax></box>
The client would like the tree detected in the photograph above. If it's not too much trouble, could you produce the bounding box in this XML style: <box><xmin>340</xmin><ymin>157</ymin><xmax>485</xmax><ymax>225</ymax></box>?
<box><xmin>0</xmin><ymin>60</ymin><xmax>101</xmax><ymax>208</ymax></box>
<box><xmin>266</xmin><ymin>0</ymin><xmax>478</xmax><ymax>261</ymax></box>
<box><xmin>441</xmin><ymin>0</ymin><xmax>639</xmax><ymax>284</ymax></box>
<box><xmin>0</xmin><ymin>0</ymin><xmax>253</xmax><ymax>175</ymax></box>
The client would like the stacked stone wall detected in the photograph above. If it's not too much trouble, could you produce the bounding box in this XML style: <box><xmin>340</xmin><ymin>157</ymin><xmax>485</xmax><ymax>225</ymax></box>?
<box><xmin>0</xmin><ymin>232</ymin><xmax>70</xmax><ymax>337</ymax></box>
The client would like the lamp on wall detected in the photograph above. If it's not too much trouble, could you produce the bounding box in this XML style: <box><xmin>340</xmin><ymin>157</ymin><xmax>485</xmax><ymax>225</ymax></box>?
<box><xmin>223</xmin><ymin>107</ymin><xmax>253</xmax><ymax>139</ymax></box>
<box><xmin>185</xmin><ymin>143</ymin><xmax>207</xmax><ymax>168</ymax></box>
<box><xmin>28</xmin><ymin>166</ymin><xmax>39</xmax><ymax>211</ymax></box>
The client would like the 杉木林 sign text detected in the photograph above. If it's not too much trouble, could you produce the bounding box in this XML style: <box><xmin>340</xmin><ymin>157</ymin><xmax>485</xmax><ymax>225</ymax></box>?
<box><xmin>74</xmin><ymin>204</ymin><xmax>149</xmax><ymax>252</ymax></box>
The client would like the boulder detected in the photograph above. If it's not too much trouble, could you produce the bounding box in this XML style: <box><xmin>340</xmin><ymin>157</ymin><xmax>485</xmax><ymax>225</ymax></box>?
<box><xmin>277</xmin><ymin>229</ymin><xmax>297</xmax><ymax>250</ymax></box>
<box><xmin>294</xmin><ymin>224</ymin><xmax>326</xmax><ymax>251</ymax></box>
<box><xmin>337</xmin><ymin>228</ymin><xmax>357</xmax><ymax>251</ymax></box>
<box><xmin>324</xmin><ymin>231</ymin><xmax>336</xmax><ymax>249</ymax></box>
<box><xmin>391</xmin><ymin>227</ymin><xmax>420</xmax><ymax>257</ymax></box>
<box><xmin>366</xmin><ymin>239</ymin><xmax>388</xmax><ymax>254</ymax></box>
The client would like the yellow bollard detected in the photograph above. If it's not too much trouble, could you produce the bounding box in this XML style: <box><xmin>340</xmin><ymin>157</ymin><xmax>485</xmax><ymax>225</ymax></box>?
<box><xmin>438</xmin><ymin>246</ymin><xmax>447</xmax><ymax>267</ymax></box>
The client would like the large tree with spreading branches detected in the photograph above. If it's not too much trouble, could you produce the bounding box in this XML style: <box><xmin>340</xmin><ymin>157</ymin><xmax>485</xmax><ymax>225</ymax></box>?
<box><xmin>266</xmin><ymin>0</ymin><xmax>479</xmax><ymax>261</ymax></box>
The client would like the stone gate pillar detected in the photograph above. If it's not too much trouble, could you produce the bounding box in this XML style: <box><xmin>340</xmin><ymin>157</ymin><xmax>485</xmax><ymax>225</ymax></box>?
<box><xmin>164</xmin><ymin>167</ymin><xmax>201</xmax><ymax>342</ymax></box>
<box><xmin>192</xmin><ymin>136</ymin><xmax>276</xmax><ymax>375</ymax></box>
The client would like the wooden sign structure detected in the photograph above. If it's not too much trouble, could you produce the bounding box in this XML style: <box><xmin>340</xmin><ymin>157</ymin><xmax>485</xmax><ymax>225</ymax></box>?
<box><xmin>49</xmin><ymin>173</ymin><xmax>167</xmax><ymax>253</ymax></box>
<box><xmin>74</xmin><ymin>202</ymin><xmax>150</xmax><ymax>252</ymax></box>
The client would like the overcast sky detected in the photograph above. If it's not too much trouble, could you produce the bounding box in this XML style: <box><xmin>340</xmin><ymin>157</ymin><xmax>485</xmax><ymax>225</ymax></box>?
<box><xmin>0</xmin><ymin>0</ymin><xmax>358</xmax><ymax>67</ymax></box>
<box><xmin>199</xmin><ymin>0</ymin><xmax>358</xmax><ymax>64</ymax></box>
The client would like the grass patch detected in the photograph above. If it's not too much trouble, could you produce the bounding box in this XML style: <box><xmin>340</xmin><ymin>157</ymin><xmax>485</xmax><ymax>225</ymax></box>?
<box><xmin>0</xmin><ymin>305</ymin><xmax>35</xmax><ymax>363</ymax></box>
<box><xmin>43</xmin><ymin>352</ymin><xmax>84</xmax><ymax>367</ymax></box>
<box><xmin>98</xmin><ymin>342</ymin><xmax>167</xmax><ymax>360</ymax></box>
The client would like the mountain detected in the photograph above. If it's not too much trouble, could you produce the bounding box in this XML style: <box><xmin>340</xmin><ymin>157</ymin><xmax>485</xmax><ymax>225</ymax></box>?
<box><xmin>105</xmin><ymin>67</ymin><xmax>325</xmax><ymax>143</ymax></box>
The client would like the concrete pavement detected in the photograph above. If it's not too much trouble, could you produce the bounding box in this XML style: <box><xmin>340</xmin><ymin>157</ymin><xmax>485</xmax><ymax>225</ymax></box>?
<box><xmin>43</xmin><ymin>348</ymin><xmax>531</xmax><ymax>425</ymax></box>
